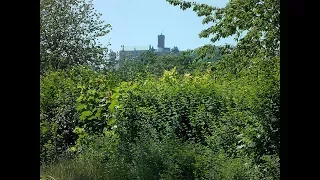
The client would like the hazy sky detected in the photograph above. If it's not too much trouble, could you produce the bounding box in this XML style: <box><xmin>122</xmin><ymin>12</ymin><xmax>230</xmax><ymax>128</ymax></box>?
<box><xmin>92</xmin><ymin>0</ymin><xmax>236</xmax><ymax>52</ymax></box>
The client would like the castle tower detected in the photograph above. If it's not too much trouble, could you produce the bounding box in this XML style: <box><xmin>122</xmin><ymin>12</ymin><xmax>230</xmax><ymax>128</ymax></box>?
<box><xmin>157</xmin><ymin>33</ymin><xmax>165</xmax><ymax>49</ymax></box>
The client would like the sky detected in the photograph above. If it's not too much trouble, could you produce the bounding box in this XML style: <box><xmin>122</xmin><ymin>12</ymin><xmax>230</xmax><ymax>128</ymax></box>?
<box><xmin>92</xmin><ymin>0</ymin><xmax>236</xmax><ymax>52</ymax></box>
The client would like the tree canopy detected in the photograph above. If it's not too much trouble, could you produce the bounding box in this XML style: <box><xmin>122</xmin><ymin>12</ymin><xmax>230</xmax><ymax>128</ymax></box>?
<box><xmin>40</xmin><ymin>0</ymin><xmax>112</xmax><ymax>74</ymax></box>
<box><xmin>171</xmin><ymin>46</ymin><xmax>180</xmax><ymax>53</ymax></box>
<box><xmin>166</xmin><ymin>0</ymin><xmax>280</xmax><ymax>58</ymax></box>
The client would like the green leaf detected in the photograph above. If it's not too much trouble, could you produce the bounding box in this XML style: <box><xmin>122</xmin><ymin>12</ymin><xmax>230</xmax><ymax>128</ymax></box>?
<box><xmin>95</xmin><ymin>109</ymin><xmax>102</xmax><ymax>119</ymax></box>
<box><xmin>88</xmin><ymin>116</ymin><xmax>95</xmax><ymax>120</ymax></box>
<box><xmin>77</xmin><ymin>104</ymin><xmax>87</xmax><ymax>111</ymax></box>
<box><xmin>87</xmin><ymin>89</ymin><xmax>96</xmax><ymax>94</ymax></box>
<box><xmin>80</xmin><ymin>110</ymin><xmax>93</xmax><ymax>121</ymax></box>
<box><xmin>108</xmin><ymin>118</ymin><xmax>116</xmax><ymax>126</ymax></box>
<box><xmin>88</xmin><ymin>95</ymin><xmax>95</xmax><ymax>101</ymax></box>
<box><xmin>76</xmin><ymin>95</ymin><xmax>84</xmax><ymax>102</ymax></box>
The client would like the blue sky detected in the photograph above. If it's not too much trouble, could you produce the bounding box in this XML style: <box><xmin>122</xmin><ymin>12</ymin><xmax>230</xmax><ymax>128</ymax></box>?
<box><xmin>92</xmin><ymin>0</ymin><xmax>236</xmax><ymax>52</ymax></box>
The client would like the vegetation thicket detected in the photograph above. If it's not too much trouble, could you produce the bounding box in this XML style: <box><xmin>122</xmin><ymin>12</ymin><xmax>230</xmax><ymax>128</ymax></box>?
<box><xmin>40</xmin><ymin>0</ymin><xmax>280</xmax><ymax>179</ymax></box>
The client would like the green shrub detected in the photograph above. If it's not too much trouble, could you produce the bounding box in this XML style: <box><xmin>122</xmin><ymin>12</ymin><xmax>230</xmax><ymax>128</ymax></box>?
<box><xmin>40</xmin><ymin>65</ymin><xmax>111</xmax><ymax>163</ymax></box>
<box><xmin>40</xmin><ymin>55</ymin><xmax>280</xmax><ymax>179</ymax></box>
<box><xmin>40</xmin><ymin>69</ymin><xmax>79</xmax><ymax>163</ymax></box>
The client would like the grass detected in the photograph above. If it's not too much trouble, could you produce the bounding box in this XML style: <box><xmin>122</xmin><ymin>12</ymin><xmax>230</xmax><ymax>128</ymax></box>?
<box><xmin>40</xmin><ymin>154</ymin><xmax>107</xmax><ymax>180</ymax></box>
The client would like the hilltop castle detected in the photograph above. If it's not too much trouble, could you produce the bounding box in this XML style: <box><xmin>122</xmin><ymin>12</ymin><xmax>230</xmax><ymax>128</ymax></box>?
<box><xmin>119</xmin><ymin>33</ymin><xmax>175</xmax><ymax>62</ymax></box>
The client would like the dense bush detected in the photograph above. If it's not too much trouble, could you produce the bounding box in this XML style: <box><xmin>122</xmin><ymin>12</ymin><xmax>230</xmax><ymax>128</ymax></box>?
<box><xmin>213</xmin><ymin>56</ymin><xmax>280</xmax><ymax>161</ymax></box>
<box><xmin>40</xmin><ymin>52</ymin><xmax>279</xmax><ymax>179</ymax></box>
<box><xmin>40</xmin><ymin>0</ymin><xmax>280</xmax><ymax>178</ymax></box>
<box><xmin>40</xmin><ymin>69</ymin><xmax>78</xmax><ymax>162</ymax></box>
<box><xmin>58</xmin><ymin>54</ymin><xmax>279</xmax><ymax>179</ymax></box>
<box><xmin>40</xmin><ymin>66</ymin><xmax>110</xmax><ymax>163</ymax></box>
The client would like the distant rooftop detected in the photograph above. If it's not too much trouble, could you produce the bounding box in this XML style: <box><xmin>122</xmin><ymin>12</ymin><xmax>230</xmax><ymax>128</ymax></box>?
<box><xmin>122</xmin><ymin>46</ymin><xmax>149</xmax><ymax>51</ymax></box>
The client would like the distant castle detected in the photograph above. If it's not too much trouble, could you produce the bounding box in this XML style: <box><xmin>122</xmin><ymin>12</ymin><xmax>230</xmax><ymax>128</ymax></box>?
<box><xmin>119</xmin><ymin>33</ymin><xmax>176</xmax><ymax>62</ymax></box>
<box><xmin>157</xmin><ymin>33</ymin><xmax>171</xmax><ymax>52</ymax></box>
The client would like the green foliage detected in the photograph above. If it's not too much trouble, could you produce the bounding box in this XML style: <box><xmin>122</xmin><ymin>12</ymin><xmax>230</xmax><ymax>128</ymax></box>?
<box><xmin>40</xmin><ymin>69</ymin><xmax>78</xmax><ymax>162</ymax></box>
<box><xmin>41</xmin><ymin>55</ymin><xmax>279</xmax><ymax>178</ymax></box>
<box><xmin>106</xmin><ymin>50</ymin><xmax>118</xmax><ymax>71</ymax></box>
<box><xmin>166</xmin><ymin>0</ymin><xmax>280</xmax><ymax>58</ymax></box>
<box><xmin>40</xmin><ymin>150</ymin><xmax>107</xmax><ymax>180</ymax></box>
<box><xmin>116</xmin><ymin>59</ymin><xmax>149</xmax><ymax>81</ymax></box>
<box><xmin>40</xmin><ymin>65</ymin><xmax>108</xmax><ymax>162</ymax></box>
<box><xmin>214</xmin><ymin>56</ymin><xmax>280</xmax><ymax>160</ymax></box>
<box><xmin>111</xmin><ymin>54</ymin><xmax>278</xmax><ymax>176</ymax></box>
<box><xmin>40</xmin><ymin>1</ymin><xmax>279</xmax><ymax>179</ymax></box>
<box><xmin>76</xmin><ymin>71</ymin><xmax>109</xmax><ymax>134</ymax></box>
<box><xmin>40</xmin><ymin>0</ymin><xmax>111</xmax><ymax>74</ymax></box>
<box><xmin>170</xmin><ymin>46</ymin><xmax>180</xmax><ymax>53</ymax></box>
<box><xmin>194</xmin><ymin>44</ymin><xmax>222</xmax><ymax>62</ymax></box>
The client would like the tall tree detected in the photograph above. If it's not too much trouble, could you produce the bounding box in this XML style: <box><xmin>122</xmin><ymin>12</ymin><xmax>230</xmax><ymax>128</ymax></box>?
<box><xmin>105</xmin><ymin>49</ymin><xmax>118</xmax><ymax>70</ymax></box>
<box><xmin>166</xmin><ymin>0</ymin><xmax>280</xmax><ymax>58</ymax></box>
<box><xmin>171</xmin><ymin>46</ymin><xmax>180</xmax><ymax>53</ymax></box>
<box><xmin>40</xmin><ymin>0</ymin><xmax>112</xmax><ymax>74</ymax></box>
